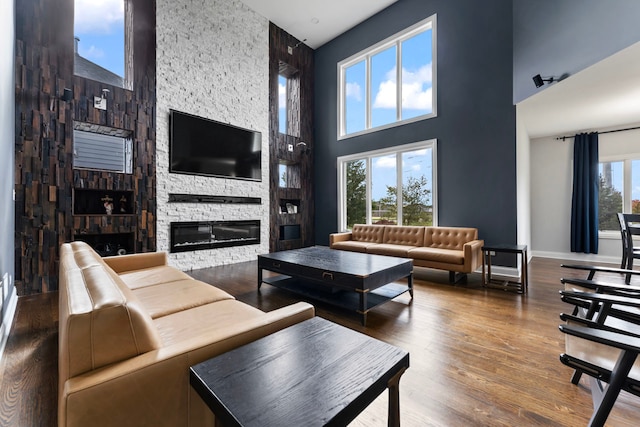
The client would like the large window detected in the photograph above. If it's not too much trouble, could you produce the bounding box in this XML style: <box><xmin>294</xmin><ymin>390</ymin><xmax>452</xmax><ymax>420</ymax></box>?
<box><xmin>599</xmin><ymin>158</ymin><xmax>640</xmax><ymax>231</ymax></box>
<box><xmin>338</xmin><ymin>15</ymin><xmax>436</xmax><ymax>139</ymax></box>
<box><xmin>74</xmin><ymin>0</ymin><xmax>132</xmax><ymax>89</ymax></box>
<box><xmin>337</xmin><ymin>140</ymin><xmax>437</xmax><ymax>231</ymax></box>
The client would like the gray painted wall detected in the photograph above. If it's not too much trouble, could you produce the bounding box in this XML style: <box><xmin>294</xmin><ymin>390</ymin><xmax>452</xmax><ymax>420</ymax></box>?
<box><xmin>1</xmin><ymin>0</ymin><xmax>15</xmax><ymax>321</ymax></box>
<box><xmin>313</xmin><ymin>0</ymin><xmax>516</xmax><ymax>248</ymax></box>
<box><xmin>513</xmin><ymin>0</ymin><xmax>640</xmax><ymax>104</ymax></box>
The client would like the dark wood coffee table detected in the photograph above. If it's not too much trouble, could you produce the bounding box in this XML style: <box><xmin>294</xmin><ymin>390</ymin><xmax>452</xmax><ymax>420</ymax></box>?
<box><xmin>190</xmin><ymin>317</ymin><xmax>410</xmax><ymax>427</ymax></box>
<box><xmin>258</xmin><ymin>246</ymin><xmax>413</xmax><ymax>325</ymax></box>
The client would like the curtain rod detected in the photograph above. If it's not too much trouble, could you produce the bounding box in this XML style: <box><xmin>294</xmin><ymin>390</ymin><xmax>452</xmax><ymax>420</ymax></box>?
<box><xmin>556</xmin><ymin>125</ymin><xmax>640</xmax><ymax>141</ymax></box>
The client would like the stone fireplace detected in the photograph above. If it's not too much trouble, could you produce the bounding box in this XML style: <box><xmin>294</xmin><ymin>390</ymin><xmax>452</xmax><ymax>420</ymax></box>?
<box><xmin>170</xmin><ymin>220</ymin><xmax>260</xmax><ymax>253</ymax></box>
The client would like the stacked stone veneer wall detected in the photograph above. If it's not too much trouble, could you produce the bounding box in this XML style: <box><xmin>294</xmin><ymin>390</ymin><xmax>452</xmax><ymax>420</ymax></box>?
<box><xmin>156</xmin><ymin>0</ymin><xmax>269</xmax><ymax>270</ymax></box>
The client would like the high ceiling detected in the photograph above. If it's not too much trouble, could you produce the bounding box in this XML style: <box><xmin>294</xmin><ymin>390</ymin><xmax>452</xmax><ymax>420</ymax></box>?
<box><xmin>518</xmin><ymin>41</ymin><xmax>640</xmax><ymax>140</ymax></box>
<box><xmin>239</xmin><ymin>0</ymin><xmax>397</xmax><ymax>49</ymax></box>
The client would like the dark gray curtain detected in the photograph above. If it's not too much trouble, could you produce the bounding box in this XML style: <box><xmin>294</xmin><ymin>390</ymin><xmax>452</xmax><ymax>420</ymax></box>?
<box><xmin>571</xmin><ymin>132</ymin><xmax>599</xmax><ymax>253</ymax></box>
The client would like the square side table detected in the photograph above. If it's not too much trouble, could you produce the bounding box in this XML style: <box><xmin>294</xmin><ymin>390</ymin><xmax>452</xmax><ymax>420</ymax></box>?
<box><xmin>482</xmin><ymin>244</ymin><xmax>528</xmax><ymax>293</ymax></box>
<box><xmin>190</xmin><ymin>317</ymin><xmax>409</xmax><ymax>427</ymax></box>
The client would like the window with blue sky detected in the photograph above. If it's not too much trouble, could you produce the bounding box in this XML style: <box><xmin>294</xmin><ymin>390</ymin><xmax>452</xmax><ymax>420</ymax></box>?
<box><xmin>338</xmin><ymin>15</ymin><xmax>436</xmax><ymax>139</ymax></box>
<box><xmin>278</xmin><ymin>75</ymin><xmax>287</xmax><ymax>134</ymax></box>
<box><xmin>74</xmin><ymin>0</ymin><xmax>125</xmax><ymax>82</ymax></box>
<box><xmin>338</xmin><ymin>140</ymin><xmax>437</xmax><ymax>230</ymax></box>
<box><xmin>598</xmin><ymin>158</ymin><xmax>640</xmax><ymax>231</ymax></box>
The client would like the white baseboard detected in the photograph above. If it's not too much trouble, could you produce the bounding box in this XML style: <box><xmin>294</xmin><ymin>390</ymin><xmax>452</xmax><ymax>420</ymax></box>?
<box><xmin>0</xmin><ymin>286</ymin><xmax>18</xmax><ymax>363</ymax></box>
<box><xmin>532</xmin><ymin>250</ymin><xmax>620</xmax><ymax>266</ymax></box>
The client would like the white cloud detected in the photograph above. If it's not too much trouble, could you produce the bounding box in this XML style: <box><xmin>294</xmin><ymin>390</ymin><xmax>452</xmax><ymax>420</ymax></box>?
<box><xmin>80</xmin><ymin>45</ymin><xmax>105</xmax><ymax>60</ymax></box>
<box><xmin>278</xmin><ymin>83</ymin><xmax>286</xmax><ymax>110</ymax></box>
<box><xmin>375</xmin><ymin>156</ymin><xmax>396</xmax><ymax>168</ymax></box>
<box><xmin>74</xmin><ymin>0</ymin><xmax>124</xmax><ymax>35</ymax></box>
<box><xmin>346</xmin><ymin>82</ymin><xmax>362</xmax><ymax>102</ymax></box>
<box><xmin>373</xmin><ymin>64</ymin><xmax>433</xmax><ymax>111</ymax></box>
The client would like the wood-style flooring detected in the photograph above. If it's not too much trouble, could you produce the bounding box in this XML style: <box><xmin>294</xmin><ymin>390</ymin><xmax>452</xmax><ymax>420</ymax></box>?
<box><xmin>1</xmin><ymin>257</ymin><xmax>639</xmax><ymax>426</ymax></box>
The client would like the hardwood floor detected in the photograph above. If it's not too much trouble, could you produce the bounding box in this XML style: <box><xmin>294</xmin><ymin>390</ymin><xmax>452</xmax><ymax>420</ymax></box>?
<box><xmin>1</xmin><ymin>257</ymin><xmax>639</xmax><ymax>426</ymax></box>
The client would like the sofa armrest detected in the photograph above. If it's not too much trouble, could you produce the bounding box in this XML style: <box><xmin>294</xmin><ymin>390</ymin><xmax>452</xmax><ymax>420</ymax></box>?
<box><xmin>330</xmin><ymin>231</ymin><xmax>353</xmax><ymax>247</ymax></box>
<box><xmin>103</xmin><ymin>251</ymin><xmax>168</xmax><ymax>273</ymax></box>
<box><xmin>463</xmin><ymin>239</ymin><xmax>484</xmax><ymax>272</ymax></box>
<box><xmin>60</xmin><ymin>302</ymin><xmax>315</xmax><ymax>427</ymax></box>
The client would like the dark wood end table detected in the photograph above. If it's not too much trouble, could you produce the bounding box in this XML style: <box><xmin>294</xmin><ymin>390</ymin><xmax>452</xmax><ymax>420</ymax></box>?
<box><xmin>481</xmin><ymin>244</ymin><xmax>528</xmax><ymax>293</ymax></box>
<box><xmin>190</xmin><ymin>317</ymin><xmax>410</xmax><ymax>427</ymax></box>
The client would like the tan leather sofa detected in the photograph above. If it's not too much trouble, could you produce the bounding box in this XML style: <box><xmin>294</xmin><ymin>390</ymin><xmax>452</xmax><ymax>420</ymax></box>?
<box><xmin>59</xmin><ymin>241</ymin><xmax>315</xmax><ymax>427</ymax></box>
<box><xmin>330</xmin><ymin>224</ymin><xmax>483</xmax><ymax>283</ymax></box>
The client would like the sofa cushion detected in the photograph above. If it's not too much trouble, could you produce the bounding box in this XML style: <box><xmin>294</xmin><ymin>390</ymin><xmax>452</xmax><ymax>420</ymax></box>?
<box><xmin>408</xmin><ymin>247</ymin><xmax>465</xmax><ymax>265</ymax></box>
<box><xmin>382</xmin><ymin>225</ymin><xmax>425</xmax><ymax>246</ymax></box>
<box><xmin>366</xmin><ymin>243</ymin><xmax>416</xmax><ymax>258</ymax></box>
<box><xmin>119</xmin><ymin>266</ymin><xmax>194</xmax><ymax>290</ymax></box>
<box><xmin>154</xmin><ymin>300</ymin><xmax>267</xmax><ymax>347</ymax></box>
<box><xmin>424</xmin><ymin>227</ymin><xmax>478</xmax><ymax>250</ymax></box>
<box><xmin>351</xmin><ymin>224</ymin><xmax>385</xmax><ymax>243</ymax></box>
<box><xmin>331</xmin><ymin>240</ymin><xmax>372</xmax><ymax>253</ymax></box>
<box><xmin>132</xmin><ymin>280</ymin><xmax>235</xmax><ymax>319</ymax></box>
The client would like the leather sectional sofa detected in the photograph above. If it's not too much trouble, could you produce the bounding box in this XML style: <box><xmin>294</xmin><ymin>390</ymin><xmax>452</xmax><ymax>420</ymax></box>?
<box><xmin>330</xmin><ymin>224</ymin><xmax>484</xmax><ymax>283</ymax></box>
<box><xmin>58</xmin><ymin>241</ymin><xmax>315</xmax><ymax>427</ymax></box>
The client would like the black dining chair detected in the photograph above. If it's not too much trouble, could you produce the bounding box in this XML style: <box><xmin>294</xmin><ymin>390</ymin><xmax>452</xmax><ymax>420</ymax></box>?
<box><xmin>622</xmin><ymin>213</ymin><xmax>640</xmax><ymax>284</ymax></box>
<box><xmin>617</xmin><ymin>213</ymin><xmax>629</xmax><ymax>269</ymax></box>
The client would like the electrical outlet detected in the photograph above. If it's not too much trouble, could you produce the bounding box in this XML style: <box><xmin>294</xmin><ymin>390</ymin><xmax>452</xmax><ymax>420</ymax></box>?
<box><xmin>287</xmin><ymin>46</ymin><xmax>293</xmax><ymax>55</ymax></box>
<box><xmin>287</xmin><ymin>144</ymin><xmax>294</xmax><ymax>152</ymax></box>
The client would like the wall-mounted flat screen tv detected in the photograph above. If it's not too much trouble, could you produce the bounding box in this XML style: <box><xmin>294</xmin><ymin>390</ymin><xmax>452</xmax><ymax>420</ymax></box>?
<box><xmin>170</xmin><ymin>110</ymin><xmax>262</xmax><ymax>181</ymax></box>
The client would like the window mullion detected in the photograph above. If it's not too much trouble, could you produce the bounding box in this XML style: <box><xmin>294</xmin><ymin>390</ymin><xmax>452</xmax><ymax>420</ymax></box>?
<box><xmin>624</xmin><ymin>159</ymin><xmax>632</xmax><ymax>212</ymax></box>
<box><xmin>397</xmin><ymin>152</ymin><xmax>403</xmax><ymax>225</ymax></box>
<box><xmin>365</xmin><ymin>57</ymin><xmax>371</xmax><ymax>130</ymax></box>
<box><xmin>366</xmin><ymin>157</ymin><xmax>372</xmax><ymax>224</ymax></box>
<box><xmin>396</xmin><ymin>41</ymin><xmax>402</xmax><ymax>122</ymax></box>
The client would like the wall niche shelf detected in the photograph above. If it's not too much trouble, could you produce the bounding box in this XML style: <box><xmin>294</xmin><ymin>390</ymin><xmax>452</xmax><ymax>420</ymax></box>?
<box><xmin>74</xmin><ymin>189</ymin><xmax>135</xmax><ymax>216</ymax></box>
<box><xmin>279</xmin><ymin>199</ymin><xmax>300</xmax><ymax>214</ymax></box>
<box><xmin>74</xmin><ymin>232</ymin><xmax>135</xmax><ymax>257</ymax></box>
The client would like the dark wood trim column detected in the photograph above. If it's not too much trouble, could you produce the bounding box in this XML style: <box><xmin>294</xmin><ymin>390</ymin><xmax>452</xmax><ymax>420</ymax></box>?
<box><xmin>268</xmin><ymin>23</ymin><xmax>315</xmax><ymax>252</ymax></box>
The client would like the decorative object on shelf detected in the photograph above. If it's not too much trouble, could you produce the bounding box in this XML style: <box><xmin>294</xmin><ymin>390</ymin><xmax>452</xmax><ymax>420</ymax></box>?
<box><xmin>101</xmin><ymin>195</ymin><xmax>114</xmax><ymax>215</ymax></box>
<box><xmin>286</xmin><ymin>203</ymin><xmax>296</xmax><ymax>214</ymax></box>
<box><xmin>119</xmin><ymin>195</ymin><xmax>127</xmax><ymax>213</ymax></box>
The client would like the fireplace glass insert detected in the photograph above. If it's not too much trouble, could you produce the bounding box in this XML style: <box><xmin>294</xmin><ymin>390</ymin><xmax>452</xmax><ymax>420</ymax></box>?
<box><xmin>170</xmin><ymin>220</ymin><xmax>260</xmax><ymax>253</ymax></box>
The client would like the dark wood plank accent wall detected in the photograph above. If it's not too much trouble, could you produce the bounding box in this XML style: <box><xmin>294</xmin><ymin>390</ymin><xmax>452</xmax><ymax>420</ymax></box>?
<box><xmin>14</xmin><ymin>0</ymin><xmax>156</xmax><ymax>295</ymax></box>
<box><xmin>269</xmin><ymin>23</ymin><xmax>314</xmax><ymax>252</ymax></box>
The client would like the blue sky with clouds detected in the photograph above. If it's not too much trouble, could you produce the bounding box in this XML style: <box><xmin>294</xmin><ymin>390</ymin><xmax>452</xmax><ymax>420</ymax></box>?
<box><xmin>345</xmin><ymin>29</ymin><xmax>433</xmax><ymax>135</ymax></box>
<box><xmin>74</xmin><ymin>0</ymin><xmax>124</xmax><ymax>77</ymax></box>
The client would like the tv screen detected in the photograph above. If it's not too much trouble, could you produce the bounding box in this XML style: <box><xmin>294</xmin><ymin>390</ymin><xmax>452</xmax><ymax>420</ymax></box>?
<box><xmin>170</xmin><ymin>110</ymin><xmax>262</xmax><ymax>181</ymax></box>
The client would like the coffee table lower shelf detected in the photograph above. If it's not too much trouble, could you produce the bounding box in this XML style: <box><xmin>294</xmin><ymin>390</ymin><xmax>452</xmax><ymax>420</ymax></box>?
<box><xmin>262</xmin><ymin>275</ymin><xmax>411</xmax><ymax>324</ymax></box>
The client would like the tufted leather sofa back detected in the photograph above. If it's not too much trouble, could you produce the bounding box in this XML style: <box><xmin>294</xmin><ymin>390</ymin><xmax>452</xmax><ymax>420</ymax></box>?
<box><xmin>59</xmin><ymin>242</ymin><xmax>162</xmax><ymax>383</ymax></box>
<box><xmin>352</xmin><ymin>224</ymin><xmax>385</xmax><ymax>243</ymax></box>
<box><xmin>424</xmin><ymin>227</ymin><xmax>478</xmax><ymax>250</ymax></box>
<box><xmin>383</xmin><ymin>225</ymin><xmax>425</xmax><ymax>246</ymax></box>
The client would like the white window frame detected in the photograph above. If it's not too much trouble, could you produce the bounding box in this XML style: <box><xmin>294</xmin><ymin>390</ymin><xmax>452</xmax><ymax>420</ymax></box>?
<box><xmin>337</xmin><ymin>139</ymin><xmax>437</xmax><ymax>231</ymax></box>
<box><xmin>337</xmin><ymin>14</ymin><xmax>437</xmax><ymax>140</ymax></box>
<box><xmin>598</xmin><ymin>153</ymin><xmax>640</xmax><ymax>237</ymax></box>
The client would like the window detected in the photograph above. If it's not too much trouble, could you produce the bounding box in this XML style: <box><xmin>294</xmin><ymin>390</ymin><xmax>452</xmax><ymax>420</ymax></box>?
<box><xmin>278</xmin><ymin>75</ymin><xmax>288</xmax><ymax>134</ymax></box>
<box><xmin>74</xmin><ymin>0</ymin><xmax>132</xmax><ymax>89</ymax></box>
<box><xmin>73</xmin><ymin>125</ymin><xmax>133</xmax><ymax>174</ymax></box>
<box><xmin>338</xmin><ymin>15</ymin><xmax>436</xmax><ymax>139</ymax></box>
<box><xmin>278</xmin><ymin>62</ymin><xmax>299</xmax><ymax>136</ymax></box>
<box><xmin>599</xmin><ymin>158</ymin><xmax>640</xmax><ymax>231</ymax></box>
<box><xmin>337</xmin><ymin>140</ymin><xmax>437</xmax><ymax>230</ymax></box>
